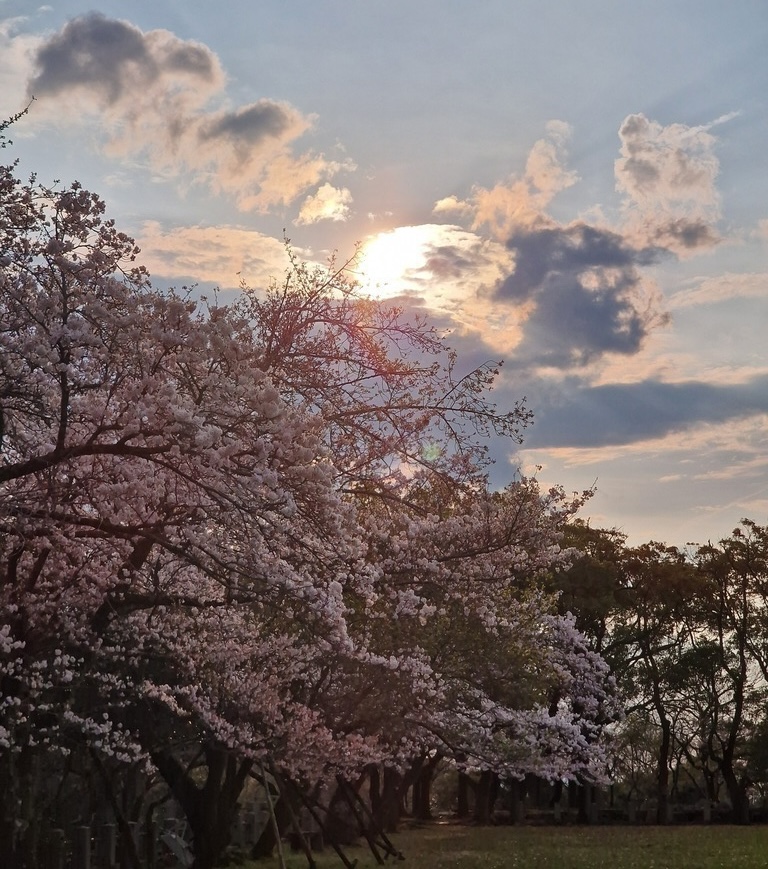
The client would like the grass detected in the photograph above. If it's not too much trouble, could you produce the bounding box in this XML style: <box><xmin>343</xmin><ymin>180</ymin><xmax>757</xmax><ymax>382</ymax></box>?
<box><xmin>243</xmin><ymin>822</ymin><xmax>768</xmax><ymax>869</ymax></box>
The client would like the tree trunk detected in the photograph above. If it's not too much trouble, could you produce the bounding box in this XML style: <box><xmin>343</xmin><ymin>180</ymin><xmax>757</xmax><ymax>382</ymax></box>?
<box><xmin>412</xmin><ymin>755</ymin><xmax>440</xmax><ymax>821</ymax></box>
<box><xmin>251</xmin><ymin>795</ymin><xmax>290</xmax><ymax>858</ymax></box>
<box><xmin>508</xmin><ymin>778</ymin><xmax>524</xmax><ymax>824</ymax></box>
<box><xmin>375</xmin><ymin>767</ymin><xmax>401</xmax><ymax>833</ymax></box>
<box><xmin>577</xmin><ymin>783</ymin><xmax>592</xmax><ymax>824</ymax></box>
<box><xmin>368</xmin><ymin>765</ymin><xmax>381</xmax><ymax>821</ymax></box>
<box><xmin>457</xmin><ymin>771</ymin><xmax>471</xmax><ymax>819</ymax></box>
<box><xmin>152</xmin><ymin>745</ymin><xmax>251</xmax><ymax>869</ymax></box>
<box><xmin>0</xmin><ymin>743</ymin><xmax>43</xmax><ymax>869</ymax></box>
<box><xmin>656</xmin><ymin>716</ymin><xmax>671</xmax><ymax>824</ymax></box>
<box><xmin>721</xmin><ymin>761</ymin><xmax>750</xmax><ymax>824</ymax></box>
<box><xmin>473</xmin><ymin>771</ymin><xmax>493</xmax><ymax>825</ymax></box>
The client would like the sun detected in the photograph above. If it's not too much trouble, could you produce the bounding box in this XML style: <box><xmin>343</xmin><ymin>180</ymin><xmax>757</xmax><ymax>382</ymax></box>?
<box><xmin>356</xmin><ymin>227</ymin><xmax>431</xmax><ymax>299</ymax></box>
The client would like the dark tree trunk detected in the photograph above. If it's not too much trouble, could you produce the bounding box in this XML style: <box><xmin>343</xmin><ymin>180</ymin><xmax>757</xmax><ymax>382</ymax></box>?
<box><xmin>0</xmin><ymin>744</ymin><xmax>43</xmax><ymax>869</ymax></box>
<box><xmin>473</xmin><ymin>771</ymin><xmax>494</xmax><ymax>825</ymax></box>
<box><xmin>721</xmin><ymin>762</ymin><xmax>750</xmax><ymax>824</ymax></box>
<box><xmin>152</xmin><ymin>745</ymin><xmax>251</xmax><ymax>869</ymax></box>
<box><xmin>411</xmin><ymin>755</ymin><xmax>440</xmax><ymax>821</ymax></box>
<box><xmin>325</xmin><ymin>782</ymin><xmax>361</xmax><ymax>846</ymax></box>
<box><xmin>457</xmin><ymin>771</ymin><xmax>471</xmax><ymax>819</ymax></box>
<box><xmin>577</xmin><ymin>783</ymin><xmax>592</xmax><ymax>824</ymax></box>
<box><xmin>374</xmin><ymin>767</ymin><xmax>401</xmax><ymax>833</ymax></box>
<box><xmin>656</xmin><ymin>716</ymin><xmax>671</xmax><ymax>824</ymax></box>
<box><xmin>251</xmin><ymin>796</ymin><xmax>290</xmax><ymax>858</ymax></box>
<box><xmin>368</xmin><ymin>765</ymin><xmax>381</xmax><ymax>821</ymax></box>
<box><xmin>411</xmin><ymin>774</ymin><xmax>422</xmax><ymax>819</ymax></box>
<box><xmin>508</xmin><ymin>778</ymin><xmax>524</xmax><ymax>824</ymax></box>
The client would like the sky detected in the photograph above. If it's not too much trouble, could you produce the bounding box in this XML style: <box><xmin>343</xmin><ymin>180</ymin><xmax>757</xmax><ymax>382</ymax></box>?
<box><xmin>2</xmin><ymin>1</ymin><xmax>767</xmax><ymax>547</ymax></box>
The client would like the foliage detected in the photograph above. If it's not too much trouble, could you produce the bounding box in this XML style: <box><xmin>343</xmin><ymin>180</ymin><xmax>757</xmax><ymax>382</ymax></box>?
<box><xmin>559</xmin><ymin>519</ymin><xmax>768</xmax><ymax>821</ymax></box>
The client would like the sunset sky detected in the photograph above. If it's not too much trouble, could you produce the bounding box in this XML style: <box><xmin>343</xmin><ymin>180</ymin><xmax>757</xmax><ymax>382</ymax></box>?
<box><xmin>2</xmin><ymin>1</ymin><xmax>767</xmax><ymax>547</ymax></box>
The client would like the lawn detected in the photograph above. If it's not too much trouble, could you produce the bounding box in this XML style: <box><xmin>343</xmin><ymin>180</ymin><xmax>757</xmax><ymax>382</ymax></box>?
<box><xmin>245</xmin><ymin>823</ymin><xmax>768</xmax><ymax>869</ymax></box>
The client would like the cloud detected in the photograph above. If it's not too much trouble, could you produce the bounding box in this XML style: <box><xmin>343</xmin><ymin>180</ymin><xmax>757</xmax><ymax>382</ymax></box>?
<box><xmin>28</xmin><ymin>13</ymin><xmax>223</xmax><ymax>110</ymax></box>
<box><xmin>515</xmin><ymin>414</ymin><xmax>768</xmax><ymax>546</ymax></box>
<box><xmin>432</xmin><ymin>195</ymin><xmax>473</xmax><ymax>218</ymax></box>
<box><xmin>518</xmin><ymin>413</ymin><xmax>768</xmax><ymax>475</ymax></box>
<box><xmin>439</xmin><ymin>121</ymin><xmax>577</xmax><ymax>240</ymax></box>
<box><xmin>427</xmin><ymin>122</ymin><xmax>670</xmax><ymax>370</ymax></box>
<box><xmin>669</xmin><ymin>272</ymin><xmax>768</xmax><ymax>309</ymax></box>
<box><xmin>136</xmin><ymin>222</ymin><xmax>291</xmax><ymax>288</ymax></box>
<box><xmin>295</xmin><ymin>183</ymin><xmax>353</xmax><ymax>225</ymax></box>
<box><xmin>0</xmin><ymin>17</ymin><xmax>42</xmax><ymax>118</ymax></box>
<box><xmin>615</xmin><ymin>113</ymin><xmax>730</xmax><ymax>255</ymax></box>
<box><xmin>523</xmin><ymin>375</ymin><xmax>768</xmax><ymax>449</ymax></box>
<box><xmin>495</xmin><ymin>222</ymin><xmax>668</xmax><ymax>367</ymax></box>
<box><xmin>25</xmin><ymin>13</ymin><xmax>350</xmax><ymax>212</ymax></box>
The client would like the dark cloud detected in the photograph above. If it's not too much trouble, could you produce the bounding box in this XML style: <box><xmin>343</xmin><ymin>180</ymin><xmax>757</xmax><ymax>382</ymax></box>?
<box><xmin>199</xmin><ymin>102</ymin><xmax>293</xmax><ymax>146</ymax></box>
<box><xmin>496</xmin><ymin>222</ymin><xmax>666</xmax><ymax>367</ymax></box>
<box><xmin>27</xmin><ymin>13</ymin><xmax>219</xmax><ymax>105</ymax></box>
<box><xmin>500</xmin><ymin>223</ymin><xmax>658</xmax><ymax>301</ymax></box>
<box><xmin>164</xmin><ymin>43</ymin><xmax>217</xmax><ymax>78</ymax></box>
<box><xmin>420</xmin><ymin>245</ymin><xmax>475</xmax><ymax>280</ymax></box>
<box><xmin>416</xmin><ymin>239</ymin><xmax>507</xmax><ymax>286</ymax></box>
<box><xmin>646</xmin><ymin>218</ymin><xmax>720</xmax><ymax>252</ymax></box>
<box><xmin>29</xmin><ymin>14</ymin><xmax>150</xmax><ymax>103</ymax></box>
<box><xmin>524</xmin><ymin>375</ymin><xmax>768</xmax><ymax>449</ymax></box>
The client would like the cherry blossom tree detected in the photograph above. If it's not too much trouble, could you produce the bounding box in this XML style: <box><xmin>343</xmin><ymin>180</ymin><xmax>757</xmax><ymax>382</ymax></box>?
<box><xmin>1</xmin><ymin>118</ymin><xmax>618</xmax><ymax>867</ymax></box>
<box><xmin>0</xmin><ymin>139</ymin><xmax>376</xmax><ymax>866</ymax></box>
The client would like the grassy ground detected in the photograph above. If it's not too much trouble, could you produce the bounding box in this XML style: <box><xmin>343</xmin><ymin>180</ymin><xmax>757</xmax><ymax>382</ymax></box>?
<box><xmin>244</xmin><ymin>822</ymin><xmax>768</xmax><ymax>869</ymax></box>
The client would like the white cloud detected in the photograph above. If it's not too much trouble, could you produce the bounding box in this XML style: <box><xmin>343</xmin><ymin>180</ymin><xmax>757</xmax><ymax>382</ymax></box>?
<box><xmin>522</xmin><ymin>413</ymin><xmax>768</xmax><ymax>470</ymax></box>
<box><xmin>516</xmin><ymin>413</ymin><xmax>768</xmax><ymax>545</ymax></box>
<box><xmin>0</xmin><ymin>17</ymin><xmax>42</xmax><ymax>119</ymax></box>
<box><xmin>295</xmin><ymin>183</ymin><xmax>353</xmax><ymax>225</ymax></box>
<box><xmin>432</xmin><ymin>194</ymin><xmax>473</xmax><ymax>218</ymax></box>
